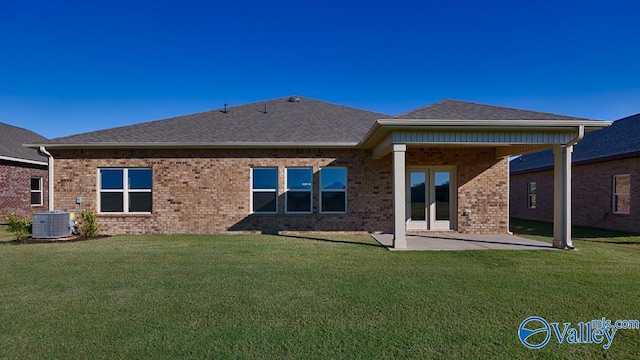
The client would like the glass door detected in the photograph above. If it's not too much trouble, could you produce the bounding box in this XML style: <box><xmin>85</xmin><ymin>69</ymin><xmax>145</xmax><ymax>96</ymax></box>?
<box><xmin>407</xmin><ymin>171</ymin><xmax>427</xmax><ymax>230</ymax></box>
<box><xmin>431</xmin><ymin>171</ymin><xmax>451</xmax><ymax>230</ymax></box>
<box><xmin>406</xmin><ymin>168</ymin><xmax>454</xmax><ymax>231</ymax></box>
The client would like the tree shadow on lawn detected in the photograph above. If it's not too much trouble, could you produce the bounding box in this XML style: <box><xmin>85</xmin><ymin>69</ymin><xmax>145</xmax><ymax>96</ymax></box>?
<box><xmin>276</xmin><ymin>234</ymin><xmax>386</xmax><ymax>249</ymax></box>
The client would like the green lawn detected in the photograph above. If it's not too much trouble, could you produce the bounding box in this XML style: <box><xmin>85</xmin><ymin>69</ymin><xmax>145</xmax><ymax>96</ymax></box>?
<box><xmin>0</xmin><ymin>223</ymin><xmax>16</xmax><ymax>242</ymax></box>
<box><xmin>1</xmin><ymin>225</ymin><xmax>639</xmax><ymax>359</ymax></box>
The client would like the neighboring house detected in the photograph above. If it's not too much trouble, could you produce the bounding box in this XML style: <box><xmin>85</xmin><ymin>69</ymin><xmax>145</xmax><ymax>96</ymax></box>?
<box><xmin>26</xmin><ymin>97</ymin><xmax>608</xmax><ymax>248</ymax></box>
<box><xmin>511</xmin><ymin>113</ymin><xmax>640</xmax><ymax>233</ymax></box>
<box><xmin>0</xmin><ymin>122</ymin><xmax>48</xmax><ymax>218</ymax></box>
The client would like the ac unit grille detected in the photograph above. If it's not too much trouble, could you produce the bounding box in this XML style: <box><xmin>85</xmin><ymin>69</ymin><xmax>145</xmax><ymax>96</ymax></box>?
<box><xmin>32</xmin><ymin>211</ymin><xmax>71</xmax><ymax>239</ymax></box>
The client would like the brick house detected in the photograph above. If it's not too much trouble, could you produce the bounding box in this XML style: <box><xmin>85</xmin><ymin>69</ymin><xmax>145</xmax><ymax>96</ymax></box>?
<box><xmin>27</xmin><ymin>97</ymin><xmax>608</xmax><ymax>248</ymax></box>
<box><xmin>511</xmin><ymin>113</ymin><xmax>639</xmax><ymax>233</ymax></box>
<box><xmin>0</xmin><ymin>122</ymin><xmax>49</xmax><ymax>219</ymax></box>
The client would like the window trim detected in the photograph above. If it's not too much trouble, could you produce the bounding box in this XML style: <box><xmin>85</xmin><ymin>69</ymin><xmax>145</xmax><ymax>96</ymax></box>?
<box><xmin>613</xmin><ymin>174</ymin><xmax>630</xmax><ymax>215</ymax></box>
<box><xmin>319</xmin><ymin>167</ymin><xmax>348</xmax><ymax>214</ymax></box>
<box><xmin>285</xmin><ymin>167</ymin><xmax>313</xmax><ymax>214</ymax></box>
<box><xmin>98</xmin><ymin>168</ymin><xmax>153</xmax><ymax>214</ymax></box>
<box><xmin>527</xmin><ymin>182</ymin><xmax>537</xmax><ymax>209</ymax></box>
<box><xmin>30</xmin><ymin>177</ymin><xmax>43</xmax><ymax>206</ymax></box>
<box><xmin>250</xmin><ymin>167</ymin><xmax>278</xmax><ymax>214</ymax></box>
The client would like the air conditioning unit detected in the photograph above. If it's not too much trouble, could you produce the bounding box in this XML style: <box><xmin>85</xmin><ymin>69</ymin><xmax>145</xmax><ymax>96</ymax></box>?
<box><xmin>32</xmin><ymin>211</ymin><xmax>72</xmax><ymax>239</ymax></box>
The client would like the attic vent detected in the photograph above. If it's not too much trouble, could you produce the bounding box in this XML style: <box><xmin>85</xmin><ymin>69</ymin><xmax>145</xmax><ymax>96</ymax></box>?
<box><xmin>288</xmin><ymin>95</ymin><xmax>301</xmax><ymax>102</ymax></box>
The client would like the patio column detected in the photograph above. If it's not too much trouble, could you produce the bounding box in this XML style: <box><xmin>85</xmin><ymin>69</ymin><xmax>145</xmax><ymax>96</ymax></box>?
<box><xmin>553</xmin><ymin>144</ymin><xmax>573</xmax><ymax>249</ymax></box>
<box><xmin>393</xmin><ymin>144</ymin><xmax>407</xmax><ymax>249</ymax></box>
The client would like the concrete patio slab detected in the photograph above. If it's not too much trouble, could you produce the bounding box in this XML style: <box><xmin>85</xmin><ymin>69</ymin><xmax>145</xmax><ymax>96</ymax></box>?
<box><xmin>370</xmin><ymin>233</ymin><xmax>554</xmax><ymax>251</ymax></box>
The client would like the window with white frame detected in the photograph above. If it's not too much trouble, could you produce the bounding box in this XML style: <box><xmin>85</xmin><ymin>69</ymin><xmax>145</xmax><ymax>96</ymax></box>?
<box><xmin>320</xmin><ymin>167</ymin><xmax>347</xmax><ymax>213</ymax></box>
<box><xmin>527</xmin><ymin>182</ymin><xmax>537</xmax><ymax>209</ymax></box>
<box><xmin>286</xmin><ymin>167</ymin><xmax>312</xmax><ymax>213</ymax></box>
<box><xmin>613</xmin><ymin>174</ymin><xmax>630</xmax><ymax>214</ymax></box>
<box><xmin>99</xmin><ymin>168</ymin><xmax>152</xmax><ymax>213</ymax></box>
<box><xmin>251</xmin><ymin>168</ymin><xmax>278</xmax><ymax>213</ymax></box>
<box><xmin>30</xmin><ymin>177</ymin><xmax>43</xmax><ymax>206</ymax></box>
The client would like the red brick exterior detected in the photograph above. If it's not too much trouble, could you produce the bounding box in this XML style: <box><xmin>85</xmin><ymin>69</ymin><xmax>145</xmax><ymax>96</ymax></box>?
<box><xmin>0</xmin><ymin>160</ymin><xmax>48</xmax><ymax>219</ymax></box>
<box><xmin>50</xmin><ymin>147</ymin><xmax>509</xmax><ymax>236</ymax></box>
<box><xmin>510</xmin><ymin>156</ymin><xmax>640</xmax><ymax>233</ymax></box>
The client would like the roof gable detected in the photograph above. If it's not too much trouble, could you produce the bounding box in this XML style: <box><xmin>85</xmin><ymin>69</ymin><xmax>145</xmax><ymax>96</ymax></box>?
<box><xmin>0</xmin><ymin>122</ymin><xmax>47</xmax><ymax>163</ymax></box>
<box><xmin>511</xmin><ymin>113</ymin><xmax>640</xmax><ymax>173</ymax></box>
<box><xmin>42</xmin><ymin>97</ymin><xmax>390</xmax><ymax>146</ymax></box>
<box><xmin>398</xmin><ymin>99</ymin><xmax>592</xmax><ymax>121</ymax></box>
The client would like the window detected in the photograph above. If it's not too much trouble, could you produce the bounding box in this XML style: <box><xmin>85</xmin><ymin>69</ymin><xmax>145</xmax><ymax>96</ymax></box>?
<box><xmin>286</xmin><ymin>167</ymin><xmax>312</xmax><ymax>213</ymax></box>
<box><xmin>30</xmin><ymin>177</ymin><xmax>42</xmax><ymax>206</ymax></box>
<box><xmin>99</xmin><ymin>168</ymin><xmax>152</xmax><ymax>213</ymax></box>
<box><xmin>320</xmin><ymin>167</ymin><xmax>347</xmax><ymax>213</ymax></box>
<box><xmin>527</xmin><ymin>182</ymin><xmax>537</xmax><ymax>209</ymax></box>
<box><xmin>252</xmin><ymin>168</ymin><xmax>278</xmax><ymax>213</ymax></box>
<box><xmin>613</xmin><ymin>174</ymin><xmax>630</xmax><ymax>214</ymax></box>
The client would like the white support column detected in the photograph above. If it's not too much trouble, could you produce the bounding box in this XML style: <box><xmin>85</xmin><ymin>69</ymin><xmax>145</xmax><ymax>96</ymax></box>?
<box><xmin>553</xmin><ymin>145</ymin><xmax>573</xmax><ymax>249</ymax></box>
<box><xmin>392</xmin><ymin>144</ymin><xmax>407</xmax><ymax>249</ymax></box>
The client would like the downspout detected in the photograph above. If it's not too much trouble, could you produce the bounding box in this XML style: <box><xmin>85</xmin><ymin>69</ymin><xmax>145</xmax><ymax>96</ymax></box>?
<box><xmin>557</xmin><ymin>125</ymin><xmax>584</xmax><ymax>249</ymax></box>
<box><xmin>39</xmin><ymin>146</ymin><xmax>54</xmax><ymax>211</ymax></box>
<box><xmin>567</xmin><ymin>125</ymin><xmax>584</xmax><ymax>146</ymax></box>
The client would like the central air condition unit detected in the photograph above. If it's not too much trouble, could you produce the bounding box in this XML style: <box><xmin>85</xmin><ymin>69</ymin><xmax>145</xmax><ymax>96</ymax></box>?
<box><xmin>32</xmin><ymin>211</ymin><xmax>72</xmax><ymax>239</ymax></box>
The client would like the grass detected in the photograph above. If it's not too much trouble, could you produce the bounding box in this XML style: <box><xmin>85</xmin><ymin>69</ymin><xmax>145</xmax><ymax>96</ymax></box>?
<box><xmin>1</xmin><ymin>226</ymin><xmax>639</xmax><ymax>359</ymax></box>
<box><xmin>0</xmin><ymin>223</ymin><xmax>16</xmax><ymax>243</ymax></box>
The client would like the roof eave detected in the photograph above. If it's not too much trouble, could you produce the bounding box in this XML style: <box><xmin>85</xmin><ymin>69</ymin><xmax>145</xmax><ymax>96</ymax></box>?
<box><xmin>0</xmin><ymin>155</ymin><xmax>48</xmax><ymax>166</ymax></box>
<box><xmin>358</xmin><ymin>119</ymin><xmax>612</xmax><ymax>148</ymax></box>
<box><xmin>25</xmin><ymin>142</ymin><xmax>360</xmax><ymax>150</ymax></box>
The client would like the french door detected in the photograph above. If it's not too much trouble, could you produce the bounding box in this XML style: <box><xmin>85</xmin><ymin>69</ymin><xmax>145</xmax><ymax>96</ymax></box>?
<box><xmin>406</xmin><ymin>167</ymin><xmax>455</xmax><ymax>231</ymax></box>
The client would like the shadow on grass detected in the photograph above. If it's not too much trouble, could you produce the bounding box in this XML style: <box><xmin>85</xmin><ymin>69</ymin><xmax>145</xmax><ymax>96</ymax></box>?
<box><xmin>510</xmin><ymin>218</ymin><xmax>640</xmax><ymax>244</ymax></box>
<box><xmin>276</xmin><ymin>234</ymin><xmax>385</xmax><ymax>248</ymax></box>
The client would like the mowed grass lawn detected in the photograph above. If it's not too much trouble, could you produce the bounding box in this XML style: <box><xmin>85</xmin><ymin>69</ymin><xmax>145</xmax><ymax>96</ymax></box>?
<box><xmin>1</xmin><ymin>221</ymin><xmax>639</xmax><ymax>359</ymax></box>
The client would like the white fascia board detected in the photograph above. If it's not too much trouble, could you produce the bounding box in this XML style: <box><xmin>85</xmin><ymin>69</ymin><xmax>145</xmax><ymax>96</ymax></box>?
<box><xmin>358</xmin><ymin>119</ymin><xmax>611</xmax><ymax>148</ymax></box>
<box><xmin>23</xmin><ymin>142</ymin><xmax>360</xmax><ymax>149</ymax></box>
<box><xmin>0</xmin><ymin>155</ymin><xmax>48</xmax><ymax>166</ymax></box>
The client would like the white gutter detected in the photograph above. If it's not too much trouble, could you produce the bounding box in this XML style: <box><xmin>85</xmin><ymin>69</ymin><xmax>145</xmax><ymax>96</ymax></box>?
<box><xmin>39</xmin><ymin>146</ymin><xmax>54</xmax><ymax>211</ymax></box>
<box><xmin>566</xmin><ymin>125</ymin><xmax>584</xmax><ymax>146</ymax></box>
<box><xmin>0</xmin><ymin>155</ymin><xmax>48</xmax><ymax>166</ymax></box>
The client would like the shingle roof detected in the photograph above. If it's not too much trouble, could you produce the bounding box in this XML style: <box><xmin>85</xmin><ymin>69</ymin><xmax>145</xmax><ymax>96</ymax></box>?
<box><xmin>511</xmin><ymin>113</ymin><xmax>640</xmax><ymax>173</ymax></box>
<box><xmin>40</xmin><ymin>96</ymin><xmax>390</xmax><ymax>146</ymax></box>
<box><xmin>0</xmin><ymin>122</ymin><xmax>47</xmax><ymax>163</ymax></box>
<box><xmin>398</xmin><ymin>99</ymin><xmax>592</xmax><ymax>121</ymax></box>
<box><xmin>32</xmin><ymin>97</ymin><xmax>599</xmax><ymax>148</ymax></box>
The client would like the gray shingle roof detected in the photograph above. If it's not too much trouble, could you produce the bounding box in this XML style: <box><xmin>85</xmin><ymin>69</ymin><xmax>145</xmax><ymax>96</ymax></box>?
<box><xmin>398</xmin><ymin>99</ymin><xmax>592</xmax><ymax>121</ymax></box>
<box><xmin>41</xmin><ymin>96</ymin><xmax>390</xmax><ymax>146</ymax></box>
<box><xmin>0</xmin><ymin>122</ymin><xmax>47</xmax><ymax>163</ymax></box>
<box><xmin>32</xmin><ymin>97</ymin><xmax>598</xmax><ymax>148</ymax></box>
<box><xmin>511</xmin><ymin>113</ymin><xmax>640</xmax><ymax>173</ymax></box>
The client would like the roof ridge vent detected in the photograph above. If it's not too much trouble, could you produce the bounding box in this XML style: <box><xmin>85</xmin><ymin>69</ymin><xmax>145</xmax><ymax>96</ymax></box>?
<box><xmin>288</xmin><ymin>95</ymin><xmax>301</xmax><ymax>102</ymax></box>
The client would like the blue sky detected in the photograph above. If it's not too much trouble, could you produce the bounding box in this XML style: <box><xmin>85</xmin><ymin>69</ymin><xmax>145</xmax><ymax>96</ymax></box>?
<box><xmin>1</xmin><ymin>0</ymin><xmax>639</xmax><ymax>138</ymax></box>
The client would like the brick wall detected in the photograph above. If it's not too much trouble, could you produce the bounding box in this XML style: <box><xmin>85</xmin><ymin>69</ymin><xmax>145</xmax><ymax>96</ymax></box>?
<box><xmin>407</xmin><ymin>147</ymin><xmax>509</xmax><ymax>234</ymax></box>
<box><xmin>51</xmin><ymin>147</ymin><xmax>508</xmax><ymax>235</ymax></box>
<box><xmin>0</xmin><ymin>160</ymin><xmax>48</xmax><ymax>219</ymax></box>
<box><xmin>510</xmin><ymin>156</ymin><xmax>640</xmax><ymax>233</ymax></box>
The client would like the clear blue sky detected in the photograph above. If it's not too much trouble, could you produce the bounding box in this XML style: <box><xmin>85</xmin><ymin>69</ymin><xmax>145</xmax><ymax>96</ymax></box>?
<box><xmin>1</xmin><ymin>0</ymin><xmax>639</xmax><ymax>138</ymax></box>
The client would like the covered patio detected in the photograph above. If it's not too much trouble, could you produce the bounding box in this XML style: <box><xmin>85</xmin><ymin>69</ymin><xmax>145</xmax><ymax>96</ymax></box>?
<box><xmin>359</xmin><ymin>101</ymin><xmax>610</xmax><ymax>250</ymax></box>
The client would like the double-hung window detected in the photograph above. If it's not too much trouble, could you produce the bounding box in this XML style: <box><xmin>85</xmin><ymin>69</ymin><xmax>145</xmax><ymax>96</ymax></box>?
<box><xmin>613</xmin><ymin>174</ymin><xmax>630</xmax><ymax>214</ymax></box>
<box><xmin>286</xmin><ymin>167</ymin><xmax>312</xmax><ymax>213</ymax></box>
<box><xmin>320</xmin><ymin>167</ymin><xmax>347</xmax><ymax>213</ymax></box>
<box><xmin>527</xmin><ymin>182</ymin><xmax>537</xmax><ymax>209</ymax></box>
<box><xmin>251</xmin><ymin>168</ymin><xmax>278</xmax><ymax>213</ymax></box>
<box><xmin>99</xmin><ymin>168</ymin><xmax>152</xmax><ymax>213</ymax></box>
<box><xmin>30</xmin><ymin>177</ymin><xmax>43</xmax><ymax>206</ymax></box>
